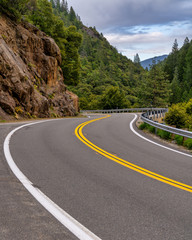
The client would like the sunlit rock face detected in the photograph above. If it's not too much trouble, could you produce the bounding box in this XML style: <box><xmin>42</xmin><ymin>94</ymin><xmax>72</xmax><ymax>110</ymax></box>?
<box><xmin>0</xmin><ymin>15</ymin><xmax>78</xmax><ymax>120</ymax></box>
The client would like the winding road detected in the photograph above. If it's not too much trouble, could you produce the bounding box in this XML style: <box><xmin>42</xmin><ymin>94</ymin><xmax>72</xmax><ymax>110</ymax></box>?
<box><xmin>2</xmin><ymin>113</ymin><xmax>192</xmax><ymax>239</ymax></box>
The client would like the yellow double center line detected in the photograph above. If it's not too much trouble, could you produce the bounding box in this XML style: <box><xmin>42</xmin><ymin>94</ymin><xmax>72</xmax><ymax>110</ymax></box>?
<box><xmin>75</xmin><ymin>115</ymin><xmax>192</xmax><ymax>193</ymax></box>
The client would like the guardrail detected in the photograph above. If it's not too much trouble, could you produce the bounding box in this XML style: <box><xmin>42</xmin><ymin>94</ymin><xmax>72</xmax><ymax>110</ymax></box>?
<box><xmin>81</xmin><ymin>108</ymin><xmax>166</xmax><ymax>114</ymax></box>
<box><xmin>141</xmin><ymin>109</ymin><xmax>192</xmax><ymax>139</ymax></box>
<box><xmin>82</xmin><ymin>107</ymin><xmax>192</xmax><ymax>139</ymax></box>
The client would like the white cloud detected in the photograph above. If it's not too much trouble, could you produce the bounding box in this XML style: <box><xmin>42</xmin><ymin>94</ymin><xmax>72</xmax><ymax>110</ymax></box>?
<box><xmin>104</xmin><ymin>21</ymin><xmax>192</xmax><ymax>60</ymax></box>
<box><xmin>105</xmin><ymin>32</ymin><xmax>164</xmax><ymax>45</ymax></box>
<box><xmin>105</xmin><ymin>31</ymin><xmax>169</xmax><ymax>60</ymax></box>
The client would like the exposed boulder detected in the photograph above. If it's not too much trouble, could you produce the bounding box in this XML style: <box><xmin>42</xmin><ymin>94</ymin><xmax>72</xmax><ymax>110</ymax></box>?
<box><xmin>0</xmin><ymin>15</ymin><xmax>78</xmax><ymax>120</ymax></box>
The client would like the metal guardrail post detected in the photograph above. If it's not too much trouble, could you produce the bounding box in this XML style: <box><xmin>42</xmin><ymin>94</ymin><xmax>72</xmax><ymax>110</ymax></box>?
<box><xmin>141</xmin><ymin>108</ymin><xmax>192</xmax><ymax>139</ymax></box>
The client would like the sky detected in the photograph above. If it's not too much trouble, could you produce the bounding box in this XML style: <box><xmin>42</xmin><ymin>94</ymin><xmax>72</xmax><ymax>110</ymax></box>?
<box><xmin>68</xmin><ymin>0</ymin><xmax>192</xmax><ymax>61</ymax></box>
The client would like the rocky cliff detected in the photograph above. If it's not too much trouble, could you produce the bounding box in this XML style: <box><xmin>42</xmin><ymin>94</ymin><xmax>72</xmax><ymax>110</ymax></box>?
<box><xmin>0</xmin><ymin>15</ymin><xmax>78</xmax><ymax>120</ymax></box>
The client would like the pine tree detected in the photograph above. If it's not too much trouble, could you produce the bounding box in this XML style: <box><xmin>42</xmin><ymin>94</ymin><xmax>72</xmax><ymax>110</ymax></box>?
<box><xmin>172</xmin><ymin>39</ymin><xmax>179</xmax><ymax>53</ymax></box>
<box><xmin>50</xmin><ymin>0</ymin><xmax>55</xmax><ymax>8</ymax></box>
<box><xmin>69</xmin><ymin>6</ymin><xmax>76</xmax><ymax>22</ymax></box>
<box><xmin>183</xmin><ymin>44</ymin><xmax>192</xmax><ymax>94</ymax></box>
<box><xmin>170</xmin><ymin>67</ymin><xmax>181</xmax><ymax>104</ymax></box>
<box><xmin>183</xmin><ymin>37</ymin><xmax>189</xmax><ymax>46</ymax></box>
<box><xmin>55</xmin><ymin>0</ymin><xmax>60</xmax><ymax>11</ymax></box>
<box><xmin>62</xmin><ymin>26</ymin><xmax>82</xmax><ymax>86</ymax></box>
<box><xmin>177</xmin><ymin>37</ymin><xmax>190</xmax><ymax>83</ymax></box>
<box><xmin>139</xmin><ymin>62</ymin><xmax>170</xmax><ymax>107</ymax></box>
<box><xmin>60</xmin><ymin>0</ymin><xmax>68</xmax><ymax>12</ymax></box>
<box><xmin>164</xmin><ymin>39</ymin><xmax>179</xmax><ymax>81</ymax></box>
<box><xmin>134</xmin><ymin>53</ymin><xmax>140</xmax><ymax>65</ymax></box>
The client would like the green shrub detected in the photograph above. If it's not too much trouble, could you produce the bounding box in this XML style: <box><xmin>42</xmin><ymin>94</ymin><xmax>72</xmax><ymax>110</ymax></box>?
<box><xmin>26</xmin><ymin>112</ymin><xmax>32</xmax><ymax>118</ymax></box>
<box><xmin>184</xmin><ymin>139</ymin><xmax>192</xmax><ymax>150</ymax></box>
<box><xmin>157</xmin><ymin>129</ymin><xmax>160</xmax><ymax>137</ymax></box>
<box><xmin>165</xmin><ymin>104</ymin><xmax>187</xmax><ymax>128</ymax></box>
<box><xmin>174</xmin><ymin>135</ymin><xmax>184</xmax><ymax>145</ymax></box>
<box><xmin>48</xmin><ymin>93</ymin><xmax>55</xmax><ymax>99</ymax></box>
<box><xmin>51</xmin><ymin>113</ymin><xmax>57</xmax><ymax>118</ymax></box>
<box><xmin>139</xmin><ymin>122</ymin><xmax>148</xmax><ymax>130</ymax></box>
<box><xmin>157</xmin><ymin>129</ymin><xmax>171</xmax><ymax>140</ymax></box>
<box><xmin>15</xmin><ymin>106</ymin><xmax>23</xmax><ymax>114</ymax></box>
<box><xmin>147</xmin><ymin>125</ymin><xmax>156</xmax><ymax>134</ymax></box>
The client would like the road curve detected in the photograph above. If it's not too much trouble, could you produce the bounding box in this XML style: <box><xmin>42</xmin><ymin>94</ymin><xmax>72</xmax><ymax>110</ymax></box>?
<box><xmin>7</xmin><ymin>114</ymin><xmax>192</xmax><ymax>239</ymax></box>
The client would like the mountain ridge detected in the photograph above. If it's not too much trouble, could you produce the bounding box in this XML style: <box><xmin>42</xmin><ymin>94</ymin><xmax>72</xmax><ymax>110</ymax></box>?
<box><xmin>141</xmin><ymin>55</ymin><xmax>168</xmax><ymax>69</ymax></box>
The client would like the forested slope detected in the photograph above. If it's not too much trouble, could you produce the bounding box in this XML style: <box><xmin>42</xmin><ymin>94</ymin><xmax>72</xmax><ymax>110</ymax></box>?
<box><xmin>1</xmin><ymin>0</ymin><xmax>190</xmax><ymax>111</ymax></box>
<box><xmin>48</xmin><ymin>1</ymin><xmax>144</xmax><ymax>109</ymax></box>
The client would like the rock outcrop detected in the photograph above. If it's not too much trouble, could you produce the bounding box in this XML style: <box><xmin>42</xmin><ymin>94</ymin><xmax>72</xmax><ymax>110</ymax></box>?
<box><xmin>0</xmin><ymin>15</ymin><xmax>78</xmax><ymax>120</ymax></box>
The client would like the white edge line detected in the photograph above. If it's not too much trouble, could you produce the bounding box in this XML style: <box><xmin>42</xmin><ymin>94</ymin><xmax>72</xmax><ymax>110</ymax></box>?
<box><xmin>130</xmin><ymin>114</ymin><xmax>192</xmax><ymax>158</ymax></box>
<box><xmin>3</xmin><ymin>119</ymin><xmax>102</xmax><ymax>240</ymax></box>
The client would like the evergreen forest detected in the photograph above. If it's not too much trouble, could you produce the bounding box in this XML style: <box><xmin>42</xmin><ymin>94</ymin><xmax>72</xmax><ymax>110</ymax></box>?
<box><xmin>1</xmin><ymin>0</ymin><xmax>192</xmax><ymax>110</ymax></box>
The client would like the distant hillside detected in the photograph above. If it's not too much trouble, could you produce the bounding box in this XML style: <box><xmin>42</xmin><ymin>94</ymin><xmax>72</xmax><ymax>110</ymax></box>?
<box><xmin>141</xmin><ymin>55</ymin><xmax>168</xmax><ymax>69</ymax></box>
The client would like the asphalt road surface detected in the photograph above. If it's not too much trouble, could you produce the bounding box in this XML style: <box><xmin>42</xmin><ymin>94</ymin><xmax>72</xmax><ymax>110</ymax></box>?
<box><xmin>2</xmin><ymin>113</ymin><xmax>192</xmax><ymax>239</ymax></box>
